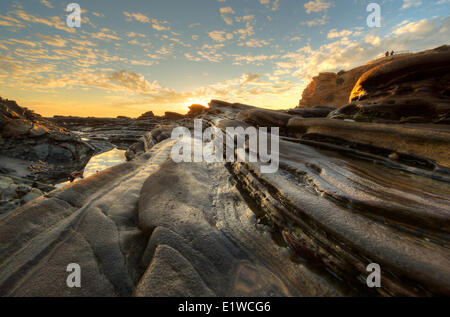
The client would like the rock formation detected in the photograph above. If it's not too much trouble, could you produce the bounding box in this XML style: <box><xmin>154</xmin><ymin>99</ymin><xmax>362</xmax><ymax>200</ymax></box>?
<box><xmin>0</xmin><ymin>98</ymin><xmax>94</xmax><ymax>216</ymax></box>
<box><xmin>297</xmin><ymin>50</ymin><xmax>439</xmax><ymax>109</ymax></box>
<box><xmin>0</xmin><ymin>46</ymin><xmax>449</xmax><ymax>297</ymax></box>
<box><xmin>342</xmin><ymin>45</ymin><xmax>450</xmax><ymax>123</ymax></box>
<box><xmin>187</xmin><ymin>104</ymin><xmax>208</xmax><ymax>117</ymax></box>
<box><xmin>164</xmin><ymin>111</ymin><xmax>185</xmax><ymax>120</ymax></box>
<box><xmin>137</xmin><ymin>111</ymin><xmax>155</xmax><ymax>120</ymax></box>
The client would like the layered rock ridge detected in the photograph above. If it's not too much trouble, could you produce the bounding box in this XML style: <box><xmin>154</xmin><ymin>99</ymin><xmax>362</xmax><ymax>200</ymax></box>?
<box><xmin>0</xmin><ymin>45</ymin><xmax>449</xmax><ymax>297</ymax></box>
<box><xmin>0</xmin><ymin>98</ymin><xmax>94</xmax><ymax>216</ymax></box>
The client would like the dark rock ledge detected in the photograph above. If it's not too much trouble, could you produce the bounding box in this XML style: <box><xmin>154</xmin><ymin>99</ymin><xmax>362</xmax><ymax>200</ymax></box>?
<box><xmin>0</xmin><ymin>45</ymin><xmax>449</xmax><ymax>297</ymax></box>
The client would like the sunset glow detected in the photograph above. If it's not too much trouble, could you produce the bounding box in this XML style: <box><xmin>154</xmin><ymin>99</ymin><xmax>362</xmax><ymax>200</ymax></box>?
<box><xmin>0</xmin><ymin>0</ymin><xmax>449</xmax><ymax>117</ymax></box>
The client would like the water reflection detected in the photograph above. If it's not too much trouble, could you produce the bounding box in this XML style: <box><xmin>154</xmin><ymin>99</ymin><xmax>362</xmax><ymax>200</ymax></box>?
<box><xmin>56</xmin><ymin>148</ymin><xmax>126</xmax><ymax>188</ymax></box>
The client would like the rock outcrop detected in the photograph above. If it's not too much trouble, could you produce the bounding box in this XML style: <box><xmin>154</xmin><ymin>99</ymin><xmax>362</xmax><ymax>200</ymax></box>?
<box><xmin>298</xmin><ymin>57</ymin><xmax>399</xmax><ymax>108</ymax></box>
<box><xmin>164</xmin><ymin>111</ymin><xmax>185</xmax><ymax>120</ymax></box>
<box><xmin>299</xmin><ymin>46</ymin><xmax>450</xmax><ymax>124</ymax></box>
<box><xmin>0</xmin><ymin>98</ymin><xmax>94</xmax><ymax>180</ymax></box>
<box><xmin>297</xmin><ymin>50</ymin><xmax>437</xmax><ymax>109</ymax></box>
<box><xmin>0</xmin><ymin>97</ymin><xmax>448</xmax><ymax>297</ymax></box>
<box><xmin>187</xmin><ymin>104</ymin><xmax>208</xmax><ymax>117</ymax></box>
<box><xmin>0</xmin><ymin>98</ymin><xmax>94</xmax><ymax>216</ymax></box>
<box><xmin>137</xmin><ymin>111</ymin><xmax>155</xmax><ymax>120</ymax></box>
<box><xmin>341</xmin><ymin>45</ymin><xmax>450</xmax><ymax>123</ymax></box>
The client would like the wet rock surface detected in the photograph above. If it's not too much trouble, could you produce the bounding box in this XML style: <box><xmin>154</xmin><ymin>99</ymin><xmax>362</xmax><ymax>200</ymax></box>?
<box><xmin>327</xmin><ymin>46</ymin><xmax>450</xmax><ymax>123</ymax></box>
<box><xmin>0</xmin><ymin>98</ymin><xmax>448</xmax><ymax>297</ymax></box>
<box><xmin>50</xmin><ymin>116</ymin><xmax>157</xmax><ymax>154</ymax></box>
<box><xmin>0</xmin><ymin>98</ymin><xmax>94</xmax><ymax>216</ymax></box>
<box><xmin>298</xmin><ymin>54</ymin><xmax>413</xmax><ymax>109</ymax></box>
<box><xmin>50</xmin><ymin>113</ymin><xmax>195</xmax><ymax>154</ymax></box>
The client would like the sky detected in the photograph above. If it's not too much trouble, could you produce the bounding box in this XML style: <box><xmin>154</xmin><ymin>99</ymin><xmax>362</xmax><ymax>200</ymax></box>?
<box><xmin>0</xmin><ymin>0</ymin><xmax>449</xmax><ymax>117</ymax></box>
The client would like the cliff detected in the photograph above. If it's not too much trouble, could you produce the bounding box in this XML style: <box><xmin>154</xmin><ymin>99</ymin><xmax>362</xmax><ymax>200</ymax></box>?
<box><xmin>298</xmin><ymin>53</ymin><xmax>414</xmax><ymax>108</ymax></box>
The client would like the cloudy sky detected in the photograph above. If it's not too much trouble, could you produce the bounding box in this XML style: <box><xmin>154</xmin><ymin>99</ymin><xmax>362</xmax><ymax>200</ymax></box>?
<box><xmin>0</xmin><ymin>0</ymin><xmax>449</xmax><ymax>117</ymax></box>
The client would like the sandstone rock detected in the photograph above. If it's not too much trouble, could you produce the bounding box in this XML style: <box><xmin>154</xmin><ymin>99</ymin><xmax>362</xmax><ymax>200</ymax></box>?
<box><xmin>137</xmin><ymin>111</ymin><xmax>155</xmax><ymax>120</ymax></box>
<box><xmin>346</xmin><ymin>46</ymin><xmax>450</xmax><ymax>122</ymax></box>
<box><xmin>299</xmin><ymin>46</ymin><xmax>450</xmax><ymax>125</ymax></box>
<box><xmin>32</xmin><ymin>144</ymin><xmax>49</xmax><ymax>160</ymax></box>
<box><xmin>125</xmin><ymin>126</ymin><xmax>175</xmax><ymax>160</ymax></box>
<box><xmin>0</xmin><ymin>98</ymin><xmax>449</xmax><ymax>297</ymax></box>
<box><xmin>1</xmin><ymin>184</ymin><xmax>18</xmax><ymax>201</ymax></box>
<box><xmin>0</xmin><ymin>200</ymin><xmax>19</xmax><ymax>215</ymax></box>
<box><xmin>29</xmin><ymin>124</ymin><xmax>49</xmax><ymax>137</ymax></box>
<box><xmin>0</xmin><ymin>98</ymin><xmax>94</xmax><ymax>186</ymax></box>
<box><xmin>50</xmin><ymin>115</ymin><xmax>160</xmax><ymax>151</ymax></box>
<box><xmin>287</xmin><ymin>106</ymin><xmax>335</xmax><ymax>118</ymax></box>
<box><xmin>164</xmin><ymin>112</ymin><xmax>185</xmax><ymax>120</ymax></box>
<box><xmin>21</xmin><ymin>188</ymin><xmax>42</xmax><ymax>205</ymax></box>
<box><xmin>287</xmin><ymin>117</ymin><xmax>450</xmax><ymax>168</ymax></box>
<box><xmin>2</xmin><ymin>119</ymin><xmax>32</xmax><ymax>138</ymax></box>
<box><xmin>48</xmin><ymin>146</ymin><xmax>73</xmax><ymax>163</ymax></box>
<box><xmin>15</xmin><ymin>184</ymin><xmax>31</xmax><ymax>197</ymax></box>
<box><xmin>187</xmin><ymin>104</ymin><xmax>207</xmax><ymax>117</ymax></box>
<box><xmin>237</xmin><ymin>109</ymin><xmax>294</xmax><ymax>132</ymax></box>
<box><xmin>0</xmin><ymin>114</ymin><xmax>9</xmax><ymax>129</ymax></box>
<box><xmin>298</xmin><ymin>55</ymin><xmax>404</xmax><ymax>109</ymax></box>
<box><xmin>0</xmin><ymin>176</ymin><xmax>13</xmax><ymax>191</ymax></box>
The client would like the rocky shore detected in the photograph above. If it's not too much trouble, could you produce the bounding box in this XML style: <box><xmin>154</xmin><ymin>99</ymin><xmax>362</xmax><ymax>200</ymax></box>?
<box><xmin>0</xmin><ymin>45</ymin><xmax>449</xmax><ymax>297</ymax></box>
<box><xmin>49</xmin><ymin>110</ymin><xmax>195</xmax><ymax>154</ymax></box>
<box><xmin>0</xmin><ymin>98</ymin><xmax>94</xmax><ymax>217</ymax></box>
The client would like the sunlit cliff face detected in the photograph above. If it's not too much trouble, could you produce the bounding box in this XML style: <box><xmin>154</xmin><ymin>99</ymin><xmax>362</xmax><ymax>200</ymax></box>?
<box><xmin>0</xmin><ymin>0</ymin><xmax>448</xmax><ymax>117</ymax></box>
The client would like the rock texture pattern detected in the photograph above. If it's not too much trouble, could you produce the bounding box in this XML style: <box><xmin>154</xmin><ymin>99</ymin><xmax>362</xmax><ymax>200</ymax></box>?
<box><xmin>298</xmin><ymin>55</ymin><xmax>407</xmax><ymax>108</ymax></box>
<box><xmin>0</xmin><ymin>98</ymin><xmax>448</xmax><ymax>297</ymax></box>
<box><xmin>0</xmin><ymin>47</ymin><xmax>449</xmax><ymax>297</ymax></box>
<box><xmin>0</xmin><ymin>98</ymin><xmax>94</xmax><ymax>216</ymax></box>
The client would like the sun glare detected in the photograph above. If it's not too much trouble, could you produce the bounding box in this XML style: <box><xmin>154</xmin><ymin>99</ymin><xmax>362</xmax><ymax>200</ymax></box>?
<box><xmin>185</xmin><ymin>98</ymin><xmax>210</xmax><ymax>111</ymax></box>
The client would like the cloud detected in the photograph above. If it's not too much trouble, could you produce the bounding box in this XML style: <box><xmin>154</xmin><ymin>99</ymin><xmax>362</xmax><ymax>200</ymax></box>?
<box><xmin>92</xmin><ymin>12</ymin><xmax>105</xmax><ymax>18</ymax></box>
<box><xmin>184</xmin><ymin>53</ymin><xmax>202</xmax><ymax>62</ymax></box>
<box><xmin>0</xmin><ymin>15</ymin><xmax>26</xmax><ymax>28</ymax></box>
<box><xmin>40</xmin><ymin>0</ymin><xmax>53</xmax><ymax>8</ymax></box>
<box><xmin>233</xmin><ymin>17</ymin><xmax>255</xmax><ymax>39</ymax></box>
<box><xmin>127</xmin><ymin>32</ymin><xmax>146</xmax><ymax>38</ymax></box>
<box><xmin>364</xmin><ymin>34</ymin><xmax>381</xmax><ymax>46</ymax></box>
<box><xmin>277</xmin><ymin>16</ymin><xmax>450</xmax><ymax>82</ymax></box>
<box><xmin>220</xmin><ymin>7</ymin><xmax>235</xmax><ymax>25</ymax></box>
<box><xmin>90</xmin><ymin>28</ymin><xmax>121</xmax><ymax>41</ymax></box>
<box><xmin>301</xmin><ymin>15</ymin><xmax>328</xmax><ymax>27</ymax></box>
<box><xmin>123</xmin><ymin>11</ymin><xmax>170</xmax><ymax>31</ymax></box>
<box><xmin>327</xmin><ymin>29</ymin><xmax>354</xmax><ymax>39</ymax></box>
<box><xmin>12</xmin><ymin>10</ymin><xmax>75</xmax><ymax>32</ymax></box>
<box><xmin>208</xmin><ymin>30</ymin><xmax>234</xmax><ymax>42</ymax></box>
<box><xmin>259</xmin><ymin>0</ymin><xmax>280</xmax><ymax>11</ymax></box>
<box><xmin>196</xmin><ymin>44</ymin><xmax>224</xmax><ymax>62</ymax></box>
<box><xmin>242</xmin><ymin>38</ymin><xmax>270</xmax><ymax>48</ymax></box>
<box><xmin>230</xmin><ymin>54</ymin><xmax>279</xmax><ymax>66</ymax></box>
<box><xmin>123</xmin><ymin>11</ymin><xmax>150</xmax><ymax>23</ymax></box>
<box><xmin>304</xmin><ymin>0</ymin><xmax>332</xmax><ymax>14</ymax></box>
<box><xmin>401</xmin><ymin>0</ymin><xmax>422</xmax><ymax>9</ymax></box>
<box><xmin>7</xmin><ymin>39</ymin><xmax>37</xmax><ymax>47</ymax></box>
<box><xmin>36</xmin><ymin>34</ymin><xmax>67</xmax><ymax>47</ymax></box>
<box><xmin>108</xmin><ymin>70</ymin><xmax>161</xmax><ymax>94</ymax></box>
<box><xmin>393</xmin><ymin>19</ymin><xmax>435</xmax><ymax>35</ymax></box>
